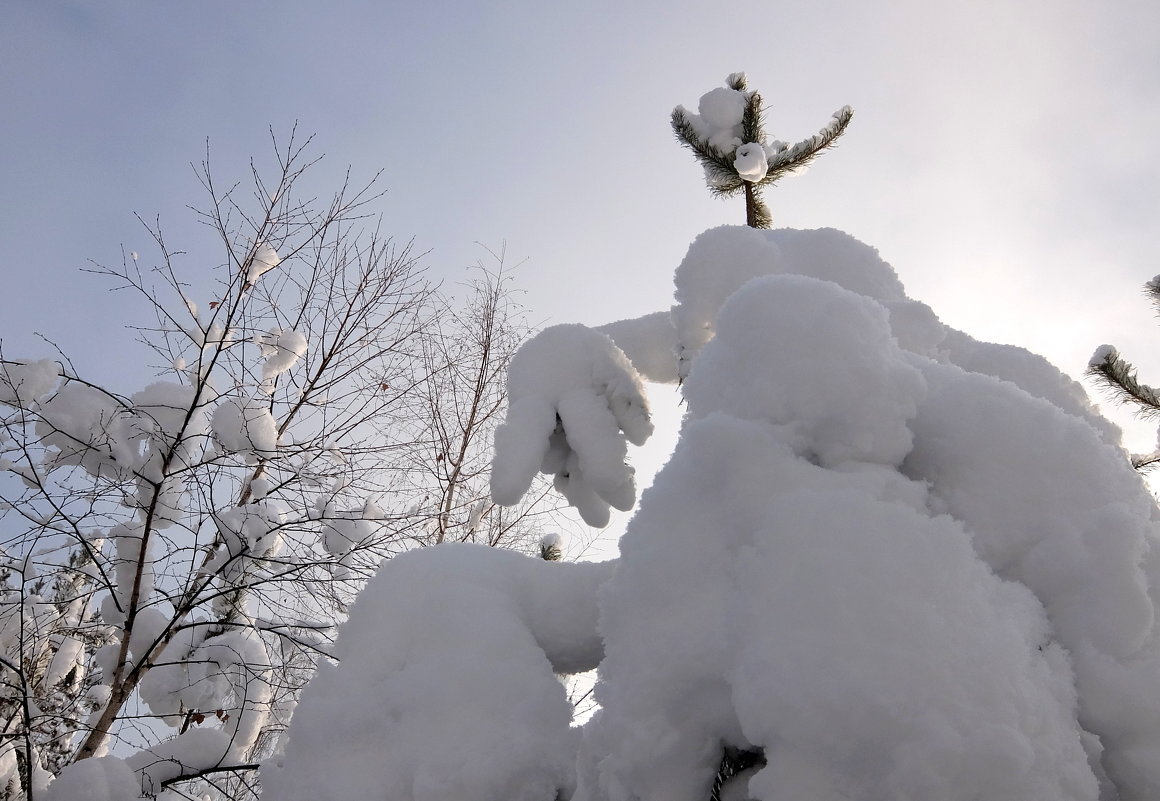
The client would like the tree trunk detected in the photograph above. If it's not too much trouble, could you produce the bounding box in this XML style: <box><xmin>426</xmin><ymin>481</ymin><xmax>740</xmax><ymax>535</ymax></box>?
<box><xmin>744</xmin><ymin>182</ymin><xmax>759</xmax><ymax>228</ymax></box>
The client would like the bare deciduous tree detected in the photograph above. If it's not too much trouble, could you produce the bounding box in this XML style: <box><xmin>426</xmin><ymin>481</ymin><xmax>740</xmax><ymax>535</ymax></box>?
<box><xmin>0</xmin><ymin>131</ymin><xmax>553</xmax><ymax>800</ymax></box>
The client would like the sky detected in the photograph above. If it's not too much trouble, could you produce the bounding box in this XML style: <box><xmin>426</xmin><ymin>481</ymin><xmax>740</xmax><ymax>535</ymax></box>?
<box><xmin>3</xmin><ymin>0</ymin><xmax>1160</xmax><ymax>544</ymax></box>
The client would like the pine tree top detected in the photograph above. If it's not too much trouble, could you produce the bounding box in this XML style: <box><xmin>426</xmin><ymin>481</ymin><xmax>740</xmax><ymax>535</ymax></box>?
<box><xmin>672</xmin><ymin>74</ymin><xmax>853</xmax><ymax>228</ymax></box>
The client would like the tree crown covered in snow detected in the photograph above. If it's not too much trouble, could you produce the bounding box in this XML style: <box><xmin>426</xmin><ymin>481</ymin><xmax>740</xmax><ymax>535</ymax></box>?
<box><xmin>268</xmin><ymin>222</ymin><xmax>1160</xmax><ymax>801</ymax></box>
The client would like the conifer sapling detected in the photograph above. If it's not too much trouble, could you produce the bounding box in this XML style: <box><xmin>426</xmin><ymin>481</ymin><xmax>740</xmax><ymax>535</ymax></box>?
<box><xmin>671</xmin><ymin>72</ymin><xmax>853</xmax><ymax>228</ymax></box>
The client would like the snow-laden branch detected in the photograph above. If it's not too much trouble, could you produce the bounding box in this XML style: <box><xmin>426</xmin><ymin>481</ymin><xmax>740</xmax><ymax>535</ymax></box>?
<box><xmin>491</xmin><ymin>324</ymin><xmax>653</xmax><ymax>527</ymax></box>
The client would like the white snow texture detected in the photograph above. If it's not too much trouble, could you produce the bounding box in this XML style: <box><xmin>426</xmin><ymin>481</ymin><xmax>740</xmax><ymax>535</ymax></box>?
<box><xmin>491</xmin><ymin>324</ymin><xmax>653</xmax><ymax>528</ymax></box>
<box><xmin>268</xmin><ymin>226</ymin><xmax>1160</xmax><ymax>801</ymax></box>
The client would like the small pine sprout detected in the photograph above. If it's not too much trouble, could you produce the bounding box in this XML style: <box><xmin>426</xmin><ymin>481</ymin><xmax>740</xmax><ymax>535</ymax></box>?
<box><xmin>671</xmin><ymin>73</ymin><xmax>853</xmax><ymax>228</ymax></box>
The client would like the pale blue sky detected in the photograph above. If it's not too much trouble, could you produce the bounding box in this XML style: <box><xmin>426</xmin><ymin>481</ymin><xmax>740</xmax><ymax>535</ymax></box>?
<box><xmin>3</xmin><ymin>0</ymin><xmax>1159</xmax><ymax>463</ymax></box>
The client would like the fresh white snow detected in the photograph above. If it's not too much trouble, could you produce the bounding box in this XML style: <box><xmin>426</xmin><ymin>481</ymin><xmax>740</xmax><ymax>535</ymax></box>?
<box><xmin>258</xmin><ymin>225</ymin><xmax>1160</xmax><ymax>801</ymax></box>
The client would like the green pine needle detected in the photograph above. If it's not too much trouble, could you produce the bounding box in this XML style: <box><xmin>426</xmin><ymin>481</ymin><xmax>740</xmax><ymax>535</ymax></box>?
<box><xmin>759</xmin><ymin>105</ymin><xmax>854</xmax><ymax>188</ymax></box>
<box><xmin>1087</xmin><ymin>348</ymin><xmax>1160</xmax><ymax>418</ymax></box>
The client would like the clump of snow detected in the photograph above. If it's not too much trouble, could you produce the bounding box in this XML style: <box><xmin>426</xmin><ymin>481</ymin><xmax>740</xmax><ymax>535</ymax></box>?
<box><xmin>669</xmin><ymin>226</ymin><xmax>914</xmax><ymax>378</ymax></box>
<box><xmin>258</xmin><ymin>327</ymin><xmax>308</xmax><ymax>381</ymax></box>
<box><xmin>43</xmin><ymin>756</ymin><xmax>142</xmax><ymax>801</ymax></box>
<box><xmin>214</xmin><ymin>499</ymin><xmax>287</xmax><ymax>559</ymax></box>
<box><xmin>211</xmin><ymin>395</ymin><xmax>278</xmax><ymax>462</ymax></box>
<box><xmin>596</xmin><ymin>311</ymin><xmax>679</xmax><ymax>384</ymax></box>
<box><xmin>0</xmin><ymin>358</ymin><xmax>60</xmax><ymax>406</ymax></box>
<box><xmin>698</xmin><ymin>86</ymin><xmax>746</xmax><ymax>129</ymax></box>
<box><xmin>245</xmin><ymin>241</ymin><xmax>281</xmax><ymax>287</ymax></box>
<box><xmin>34</xmin><ymin>383</ymin><xmax>138</xmax><ymax>478</ymax></box>
<box><xmin>318</xmin><ymin>501</ymin><xmax>377</xmax><ymax>559</ymax></box>
<box><xmin>733</xmin><ymin>141</ymin><xmax>769</xmax><ymax>182</ymax></box>
<box><xmin>580</xmin><ymin>416</ymin><xmax>1097</xmax><ymax>801</ymax></box>
<box><xmin>678</xmin><ymin>86</ymin><xmax>747</xmax><ymax>154</ymax></box>
<box><xmin>138</xmin><ymin>625</ymin><xmax>273</xmax><ymax>771</ymax></box>
<box><xmin>42</xmin><ymin>635</ymin><xmax>84</xmax><ymax>692</ymax></box>
<box><xmin>682</xmin><ymin>274</ymin><xmax>925</xmax><ymax>467</ymax></box>
<box><xmin>491</xmin><ymin>324</ymin><xmax>652</xmax><ymax>527</ymax></box>
<box><xmin>130</xmin><ymin>380</ymin><xmax>209</xmax><ymax>527</ymax></box>
<box><xmin>1090</xmin><ymin>343</ymin><xmax>1116</xmax><ymax>368</ymax></box>
<box><xmin>942</xmin><ymin>329</ymin><xmax>1119</xmax><ymax>443</ymax></box>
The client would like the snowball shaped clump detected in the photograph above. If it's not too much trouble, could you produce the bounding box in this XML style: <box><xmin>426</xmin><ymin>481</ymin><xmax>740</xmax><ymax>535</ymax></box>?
<box><xmin>259</xmin><ymin>328</ymin><xmax>308</xmax><ymax>381</ymax></box>
<box><xmin>211</xmin><ymin>396</ymin><xmax>278</xmax><ymax>461</ymax></box>
<box><xmin>683</xmin><ymin>274</ymin><xmax>925</xmax><ymax>468</ymax></box>
<box><xmin>492</xmin><ymin>324</ymin><xmax>652</xmax><ymax>527</ymax></box>
<box><xmin>680</xmin><ymin>86</ymin><xmax>747</xmax><ymax>154</ymax></box>
<box><xmin>733</xmin><ymin>141</ymin><xmax>769</xmax><ymax>182</ymax></box>
<box><xmin>699</xmin><ymin>86</ymin><xmax>745</xmax><ymax>128</ymax></box>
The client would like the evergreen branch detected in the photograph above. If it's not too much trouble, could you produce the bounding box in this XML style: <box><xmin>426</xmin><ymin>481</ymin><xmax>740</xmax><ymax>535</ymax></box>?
<box><xmin>672</xmin><ymin>76</ymin><xmax>853</xmax><ymax>227</ymax></box>
<box><xmin>759</xmin><ymin>105</ymin><xmax>854</xmax><ymax>186</ymax></box>
<box><xmin>670</xmin><ymin>109</ymin><xmax>743</xmax><ymax>197</ymax></box>
<box><xmin>710</xmin><ymin>746</ymin><xmax>766</xmax><ymax>801</ymax></box>
<box><xmin>1145</xmin><ymin>276</ymin><xmax>1160</xmax><ymax>318</ymax></box>
<box><xmin>1131</xmin><ymin>451</ymin><xmax>1160</xmax><ymax>472</ymax></box>
<box><xmin>741</xmin><ymin>91</ymin><xmax>764</xmax><ymax>147</ymax></box>
<box><xmin>1086</xmin><ymin>348</ymin><xmax>1160</xmax><ymax>418</ymax></box>
<box><xmin>670</xmin><ymin>108</ymin><xmax>743</xmax><ymax>195</ymax></box>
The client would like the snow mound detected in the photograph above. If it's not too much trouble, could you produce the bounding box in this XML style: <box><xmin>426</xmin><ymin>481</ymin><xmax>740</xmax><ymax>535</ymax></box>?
<box><xmin>43</xmin><ymin>756</ymin><xmax>142</xmax><ymax>801</ymax></box>
<box><xmin>261</xmin><ymin>545</ymin><xmax>613</xmax><ymax>801</ymax></box>
<box><xmin>671</xmin><ymin>226</ymin><xmax>919</xmax><ymax>378</ymax></box>
<box><xmin>682</xmin><ymin>274</ymin><xmax>925</xmax><ymax>467</ymax></box>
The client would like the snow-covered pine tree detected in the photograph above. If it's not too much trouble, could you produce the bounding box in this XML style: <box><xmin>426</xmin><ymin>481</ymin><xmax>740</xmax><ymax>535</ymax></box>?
<box><xmin>671</xmin><ymin>72</ymin><xmax>852</xmax><ymax>228</ymax></box>
<box><xmin>268</xmin><ymin>78</ymin><xmax>1160</xmax><ymax>801</ymax></box>
<box><xmin>1088</xmin><ymin>277</ymin><xmax>1160</xmax><ymax>470</ymax></box>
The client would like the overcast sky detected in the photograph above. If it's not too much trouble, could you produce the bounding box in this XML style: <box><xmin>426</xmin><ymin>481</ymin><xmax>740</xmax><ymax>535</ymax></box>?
<box><xmin>3</xmin><ymin>1</ymin><xmax>1160</xmax><ymax>539</ymax></box>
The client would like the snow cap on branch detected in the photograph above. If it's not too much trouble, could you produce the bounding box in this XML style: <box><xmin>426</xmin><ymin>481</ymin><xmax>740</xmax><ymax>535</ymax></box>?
<box><xmin>211</xmin><ymin>395</ymin><xmax>278</xmax><ymax>462</ymax></box>
<box><xmin>244</xmin><ymin>241</ymin><xmax>281</xmax><ymax>288</ymax></box>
